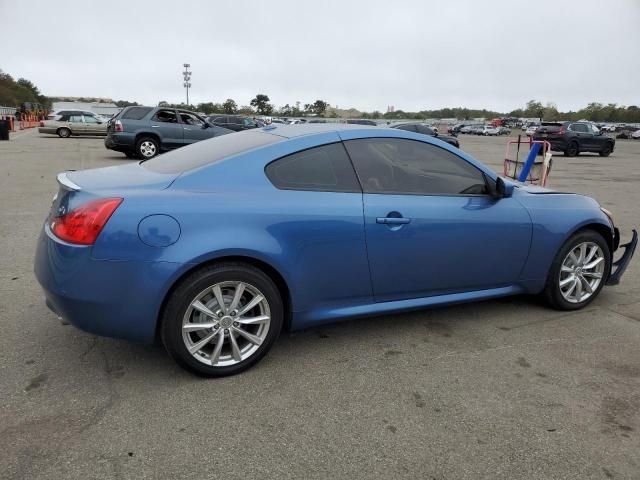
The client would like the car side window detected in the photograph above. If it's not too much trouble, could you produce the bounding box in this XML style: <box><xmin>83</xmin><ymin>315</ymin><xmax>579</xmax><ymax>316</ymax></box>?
<box><xmin>83</xmin><ymin>115</ymin><xmax>99</xmax><ymax>123</ymax></box>
<box><xmin>58</xmin><ymin>114</ymin><xmax>70</xmax><ymax>121</ymax></box>
<box><xmin>69</xmin><ymin>115</ymin><xmax>83</xmax><ymax>123</ymax></box>
<box><xmin>345</xmin><ymin>138</ymin><xmax>488</xmax><ymax>196</ymax></box>
<box><xmin>396</xmin><ymin>124</ymin><xmax>417</xmax><ymax>133</ymax></box>
<box><xmin>152</xmin><ymin>109</ymin><xmax>178</xmax><ymax>123</ymax></box>
<box><xmin>417</xmin><ymin>125</ymin><xmax>435</xmax><ymax>135</ymax></box>
<box><xmin>243</xmin><ymin>118</ymin><xmax>255</xmax><ymax>127</ymax></box>
<box><xmin>571</xmin><ymin>123</ymin><xmax>587</xmax><ymax>133</ymax></box>
<box><xmin>266</xmin><ymin>143</ymin><xmax>361</xmax><ymax>193</ymax></box>
<box><xmin>179</xmin><ymin>112</ymin><xmax>204</xmax><ymax>126</ymax></box>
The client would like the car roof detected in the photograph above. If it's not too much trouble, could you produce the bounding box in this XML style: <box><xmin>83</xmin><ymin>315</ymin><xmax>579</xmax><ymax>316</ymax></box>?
<box><xmin>258</xmin><ymin>123</ymin><xmax>374</xmax><ymax>139</ymax></box>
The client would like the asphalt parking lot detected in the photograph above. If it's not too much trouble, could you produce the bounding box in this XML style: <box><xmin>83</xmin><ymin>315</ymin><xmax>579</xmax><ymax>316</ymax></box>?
<box><xmin>1</xmin><ymin>130</ymin><xmax>639</xmax><ymax>479</ymax></box>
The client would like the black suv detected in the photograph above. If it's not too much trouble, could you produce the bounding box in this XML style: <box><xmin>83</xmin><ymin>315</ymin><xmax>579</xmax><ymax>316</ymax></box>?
<box><xmin>105</xmin><ymin>106</ymin><xmax>231</xmax><ymax>159</ymax></box>
<box><xmin>208</xmin><ymin>115</ymin><xmax>262</xmax><ymax>132</ymax></box>
<box><xmin>533</xmin><ymin>121</ymin><xmax>615</xmax><ymax>157</ymax></box>
<box><xmin>390</xmin><ymin>122</ymin><xmax>460</xmax><ymax>148</ymax></box>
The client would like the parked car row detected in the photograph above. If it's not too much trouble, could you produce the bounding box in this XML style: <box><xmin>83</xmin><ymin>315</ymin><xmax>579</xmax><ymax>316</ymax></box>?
<box><xmin>458</xmin><ymin>125</ymin><xmax>511</xmax><ymax>136</ymax></box>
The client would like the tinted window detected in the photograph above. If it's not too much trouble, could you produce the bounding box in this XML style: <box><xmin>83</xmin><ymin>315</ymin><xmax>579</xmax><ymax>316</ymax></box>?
<box><xmin>571</xmin><ymin>123</ymin><xmax>588</xmax><ymax>133</ymax></box>
<box><xmin>416</xmin><ymin>125</ymin><xmax>436</xmax><ymax>135</ymax></box>
<box><xmin>142</xmin><ymin>130</ymin><xmax>281</xmax><ymax>173</ymax></box>
<box><xmin>122</xmin><ymin>107</ymin><xmax>152</xmax><ymax>120</ymax></box>
<box><xmin>179</xmin><ymin>111</ymin><xmax>205</xmax><ymax>126</ymax></box>
<box><xmin>211</xmin><ymin>116</ymin><xmax>226</xmax><ymax>123</ymax></box>
<box><xmin>58</xmin><ymin>114</ymin><xmax>70</xmax><ymax>121</ymax></box>
<box><xmin>153</xmin><ymin>109</ymin><xmax>178</xmax><ymax>123</ymax></box>
<box><xmin>345</xmin><ymin>138</ymin><xmax>488</xmax><ymax>196</ymax></box>
<box><xmin>266</xmin><ymin>143</ymin><xmax>361</xmax><ymax>193</ymax></box>
<box><xmin>395</xmin><ymin>124</ymin><xmax>417</xmax><ymax>133</ymax></box>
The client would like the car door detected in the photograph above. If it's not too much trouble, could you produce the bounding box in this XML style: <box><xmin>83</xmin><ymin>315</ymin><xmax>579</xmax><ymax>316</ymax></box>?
<box><xmin>179</xmin><ymin>111</ymin><xmax>213</xmax><ymax>144</ymax></box>
<box><xmin>264</xmin><ymin>140</ymin><xmax>373</xmax><ymax>318</ymax></box>
<box><xmin>82</xmin><ymin>114</ymin><xmax>102</xmax><ymax>135</ymax></box>
<box><xmin>343</xmin><ymin>136</ymin><xmax>532</xmax><ymax>302</ymax></box>
<box><xmin>588</xmin><ymin>123</ymin><xmax>606</xmax><ymax>150</ymax></box>
<box><xmin>67</xmin><ymin>114</ymin><xmax>85</xmax><ymax>134</ymax></box>
<box><xmin>150</xmin><ymin>109</ymin><xmax>184</xmax><ymax>149</ymax></box>
<box><xmin>569</xmin><ymin>123</ymin><xmax>591</xmax><ymax>150</ymax></box>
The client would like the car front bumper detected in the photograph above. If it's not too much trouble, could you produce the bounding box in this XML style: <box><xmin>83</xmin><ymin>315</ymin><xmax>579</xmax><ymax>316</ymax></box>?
<box><xmin>606</xmin><ymin>229</ymin><xmax>637</xmax><ymax>285</ymax></box>
<box><xmin>38</xmin><ymin>127</ymin><xmax>57</xmax><ymax>135</ymax></box>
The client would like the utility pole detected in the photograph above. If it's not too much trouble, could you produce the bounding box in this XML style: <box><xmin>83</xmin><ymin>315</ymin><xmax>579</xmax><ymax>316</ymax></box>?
<box><xmin>183</xmin><ymin>64</ymin><xmax>192</xmax><ymax>105</ymax></box>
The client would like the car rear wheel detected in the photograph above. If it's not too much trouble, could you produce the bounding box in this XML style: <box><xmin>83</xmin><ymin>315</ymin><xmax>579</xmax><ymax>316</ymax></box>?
<box><xmin>161</xmin><ymin>263</ymin><xmax>283</xmax><ymax>377</ymax></box>
<box><xmin>564</xmin><ymin>141</ymin><xmax>579</xmax><ymax>157</ymax></box>
<box><xmin>543</xmin><ymin>230</ymin><xmax>610</xmax><ymax>310</ymax></box>
<box><xmin>57</xmin><ymin>127</ymin><xmax>71</xmax><ymax>138</ymax></box>
<box><xmin>136</xmin><ymin>137</ymin><xmax>159</xmax><ymax>159</ymax></box>
<box><xmin>599</xmin><ymin>143</ymin><xmax>613</xmax><ymax>157</ymax></box>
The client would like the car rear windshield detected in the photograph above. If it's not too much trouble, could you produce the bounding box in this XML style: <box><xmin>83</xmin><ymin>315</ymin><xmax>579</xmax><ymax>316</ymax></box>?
<box><xmin>141</xmin><ymin>130</ymin><xmax>282</xmax><ymax>173</ymax></box>
<box><xmin>121</xmin><ymin>107</ymin><xmax>153</xmax><ymax>120</ymax></box>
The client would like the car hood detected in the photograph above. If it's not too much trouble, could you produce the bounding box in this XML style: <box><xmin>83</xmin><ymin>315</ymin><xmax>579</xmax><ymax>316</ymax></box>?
<box><xmin>66</xmin><ymin>162</ymin><xmax>178</xmax><ymax>191</ymax></box>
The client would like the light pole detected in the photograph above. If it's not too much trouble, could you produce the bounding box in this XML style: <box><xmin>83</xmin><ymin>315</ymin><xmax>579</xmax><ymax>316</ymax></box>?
<box><xmin>183</xmin><ymin>63</ymin><xmax>192</xmax><ymax>105</ymax></box>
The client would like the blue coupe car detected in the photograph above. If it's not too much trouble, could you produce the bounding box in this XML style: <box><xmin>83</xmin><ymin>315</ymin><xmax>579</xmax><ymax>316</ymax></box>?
<box><xmin>35</xmin><ymin>124</ymin><xmax>636</xmax><ymax>376</ymax></box>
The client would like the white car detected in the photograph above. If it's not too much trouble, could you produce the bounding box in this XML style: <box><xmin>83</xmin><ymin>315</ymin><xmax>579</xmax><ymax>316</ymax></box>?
<box><xmin>525</xmin><ymin>125</ymin><xmax>539</xmax><ymax>136</ymax></box>
<box><xmin>479</xmin><ymin>125</ymin><xmax>498</xmax><ymax>136</ymax></box>
<box><xmin>632</xmin><ymin>129</ymin><xmax>640</xmax><ymax>139</ymax></box>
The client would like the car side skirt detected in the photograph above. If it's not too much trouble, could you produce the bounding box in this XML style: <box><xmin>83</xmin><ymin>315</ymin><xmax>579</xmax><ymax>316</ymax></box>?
<box><xmin>292</xmin><ymin>285</ymin><xmax>525</xmax><ymax>330</ymax></box>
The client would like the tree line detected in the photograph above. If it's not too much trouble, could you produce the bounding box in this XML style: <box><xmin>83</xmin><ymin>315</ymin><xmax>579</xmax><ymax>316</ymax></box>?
<box><xmin>158</xmin><ymin>94</ymin><xmax>330</xmax><ymax>117</ymax></box>
<box><xmin>2</xmin><ymin>73</ymin><xmax>638</xmax><ymax>123</ymax></box>
<box><xmin>0</xmin><ymin>70</ymin><xmax>50</xmax><ymax>110</ymax></box>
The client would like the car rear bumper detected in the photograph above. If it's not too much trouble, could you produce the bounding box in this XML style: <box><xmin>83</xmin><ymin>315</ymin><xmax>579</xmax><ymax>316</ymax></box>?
<box><xmin>104</xmin><ymin>133</ymin><xmax>135</xmax><ymax>152</ymax></box>
<box><xmin>34</xmin><ymin>223</ymin><xmax>180</xmax><ymax>343</ymax></box>
<box><xmin>606</xmin><ymin>229</ymin><xmax>637</xmax><ymax>286</ymax></box>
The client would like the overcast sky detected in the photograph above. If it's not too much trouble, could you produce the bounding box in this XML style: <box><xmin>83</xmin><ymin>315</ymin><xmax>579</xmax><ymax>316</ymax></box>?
<box><xmin>2</xmin><ymin>0</ymin><xmax>639</xmax><ymax>112</ymax></box>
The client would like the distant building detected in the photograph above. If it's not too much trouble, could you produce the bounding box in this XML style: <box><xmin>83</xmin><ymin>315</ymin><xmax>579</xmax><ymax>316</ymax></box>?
<box><xmin>52</xmin><ymin>101</ymin><xmax>121</xmax><ymax>117</ymax></box>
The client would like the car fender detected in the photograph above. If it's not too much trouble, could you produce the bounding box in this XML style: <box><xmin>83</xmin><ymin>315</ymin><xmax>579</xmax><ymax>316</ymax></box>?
<box><xmin>513</xmin><ymin>191</ymin><xmax>613</xmax><ymax>290</ymax></box>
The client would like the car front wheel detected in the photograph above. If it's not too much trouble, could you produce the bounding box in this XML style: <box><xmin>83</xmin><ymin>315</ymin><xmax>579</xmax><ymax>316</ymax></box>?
<box><xmin>161</xmin><ymin>263</ymin><xmax>283</xmax><ymax>377</ymax></box>
<box><xmin>543</xmin><ymin>230</ymin><xmax>610</xmax><ymax>310</ymax></box>
<box><xmin>599</xmin><ymin>143</ymin><xmax>613</xmax><ymax>157</ymax></box>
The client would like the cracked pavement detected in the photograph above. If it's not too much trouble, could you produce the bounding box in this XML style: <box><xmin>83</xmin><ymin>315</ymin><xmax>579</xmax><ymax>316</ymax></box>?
<box><xmin>1</xmin><ymin>130</ymin><xmax>638</xmax><ymax>479</ymax></box>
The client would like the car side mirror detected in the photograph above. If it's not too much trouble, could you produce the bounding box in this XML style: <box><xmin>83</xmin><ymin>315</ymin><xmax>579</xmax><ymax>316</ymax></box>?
<box><xmin>494</xmin><ymin>177</ymin><xmax>514</xmax><ymax>198</ymax></box>
<box><xmin>202</xmin><ymin>122</ymin><xmax>210</xmax><ymax>129</ymax></box>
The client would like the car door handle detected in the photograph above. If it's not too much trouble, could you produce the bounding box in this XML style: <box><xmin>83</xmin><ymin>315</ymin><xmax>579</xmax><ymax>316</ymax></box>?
<box><xmin>183</xmin><ymin>127</ymin><xmax>191</xmax><ymax>130</ymax></box>
<box><xmin>151</xmin><ymin>125</ymin><xmax>160</xmax><ymax>128</ymax></box>
<box><xmin>376</xmin><ymin>217</ymin><xmax>411</xmax><ymax>225</ymax></box>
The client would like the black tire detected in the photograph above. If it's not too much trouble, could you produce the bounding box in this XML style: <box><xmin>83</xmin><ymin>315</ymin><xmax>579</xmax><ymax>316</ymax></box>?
<box><xmin>136</xmin><ymin>136</ymin><xmax>159</xmax><ymax>159</ymax></box>
<box><xmin>161</xmin><ymin>262</ymin><xmax>283</xmax><ymax>377</ymax></box>
<box><xmin>564</xmin><ymin>141</ymin><xmax>579</xmax><ymax>157</ymax></box>
<box><xmin>57</xmin><ymin>127</ymin><xmax>71</xmax><ymax>138</ymax></box>
<box><xmin>543</xmin><ymin>230</ymin><xmax>610</xmax><ymax>311</ymax></box>
<box><xmin>124</xmin><ymin>151</ymin><xmax>138</xmax><ymax>159</ymax></box>
<box><xmin>599</xmin><ymin>143</ymin><xmax>613</xmax><ymax>157</ymax></box>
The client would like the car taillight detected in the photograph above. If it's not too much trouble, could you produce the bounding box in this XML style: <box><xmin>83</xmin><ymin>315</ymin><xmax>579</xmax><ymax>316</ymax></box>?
<box><xmin>114</xmin><ymin>120</ymin><xmax>124</xmax><ymax>132</ymax></box>
<box><xmin>50</xmin><ymin>198</ymin><xmax>122</xmax><ymax>245</ymax></box>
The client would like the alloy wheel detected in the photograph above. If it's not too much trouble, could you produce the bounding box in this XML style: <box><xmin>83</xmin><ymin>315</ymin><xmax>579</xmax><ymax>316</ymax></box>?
<box><xmin>139</xmin><ymin>141</ymin><xmax>157</xmax><ymax>158</ymax></box>
<box><xmin>182</xmin><ymin>281</ymin><xmax>271</xmax><ymax>367</ymax></box>
<box><xmin>558</xmin><ymin>242</ymin><xmax>605</xmax><ymax>303</ymax></box>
